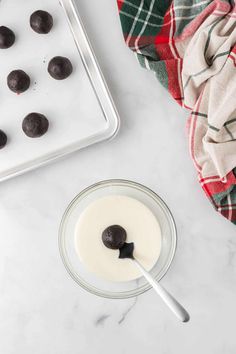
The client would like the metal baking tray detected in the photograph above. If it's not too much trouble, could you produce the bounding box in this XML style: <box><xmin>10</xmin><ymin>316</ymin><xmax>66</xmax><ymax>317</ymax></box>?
<box><xmin>0</xmin><ymin>0</ymin><xmax>120</xmax><ymax>182</ymax></box>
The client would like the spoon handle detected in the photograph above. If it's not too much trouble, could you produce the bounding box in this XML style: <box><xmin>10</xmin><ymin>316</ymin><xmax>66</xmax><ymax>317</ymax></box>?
<box><xmin>133</xmin><ymin>259</ymin><xmax>190</xmax><ymax>322</ymax></box>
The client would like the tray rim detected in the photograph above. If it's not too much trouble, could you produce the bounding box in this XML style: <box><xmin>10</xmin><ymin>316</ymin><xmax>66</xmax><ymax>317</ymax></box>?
<box><xmin>0</xmin><ymin>0</ymin><xmax>120</xmax><ymax>183</ymax></box>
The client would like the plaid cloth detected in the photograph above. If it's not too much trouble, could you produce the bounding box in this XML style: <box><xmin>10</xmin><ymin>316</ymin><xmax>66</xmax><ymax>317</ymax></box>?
<box><xmin>117</xmin><ymin>0</ymin><xmax>236</xmax><ymax>225</ymax></box>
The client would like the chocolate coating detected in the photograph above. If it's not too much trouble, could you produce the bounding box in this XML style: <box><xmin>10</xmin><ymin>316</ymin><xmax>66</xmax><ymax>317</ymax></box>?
<box><xmin>48</xmin><ymin>56</ymin><xmax>73</xmax><ymax>80</ymax></box>
<box><xmin>22</xmin><ymin>113</ymin><xmax>49</xmax><ymax>138</ymax></box>
<box><xmin>0</xmin><ymin>26</ymin><xmax>15</xmax><ymax>49</ymax></box>
<box><xmin>30</xmin><ymin>10</ymin><xmax>53</xmax><ymax>34</ymax></box>
<box><xmin>102</xmin><ymin>225</ymin><xmax>127</xmax><ymax>250</ymax></box>
<box><xmin>0</xmin><ymin>130</ymin><xmax>7</xmax><ymax>149</ymax></box>
<box><xmin>7</xmin><ymin>70</ymin><xmax>30</xmax><ymax>93</ymax></box>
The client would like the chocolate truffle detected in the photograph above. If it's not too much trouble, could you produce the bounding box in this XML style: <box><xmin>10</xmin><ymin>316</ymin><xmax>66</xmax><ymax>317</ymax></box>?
<box><xmin>0</xmin><ymin>130</ymin><xmax>7</xmax><ymax>149</ymax></box>
<box><xmin>22</xmin><ymin>113</ymin><xmax>49</xmax><ymax>138</ymax></box>
<box><xmin>0</xmin><ymin>26</ymin><xmax>15</xmax><ymax>49</ymax></box>
<box><xmin>102</xmin><ymin>225</ymin><xmax>127</xmax><ymax>250</ymax></box>
<box><xmin>7</xmin><ymin>70</ymin><xmax>30</xmax><ymax>94</ymax></box>
<box><xmin>30</xmin><ymin>10</ymin><xmax>53</xmax><ymax>34</ymax></box>
<box><xmin>48</xmin><ymin>56</ymin><xmax>73</xmax><ymax>80</ymax></box>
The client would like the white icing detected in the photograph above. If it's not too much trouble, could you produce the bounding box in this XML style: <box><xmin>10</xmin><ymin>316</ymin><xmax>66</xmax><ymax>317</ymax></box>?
<box><xmin>75</xmin><ymin>195</ymin><xmax>162</xmax><ymax>282</ymax></box>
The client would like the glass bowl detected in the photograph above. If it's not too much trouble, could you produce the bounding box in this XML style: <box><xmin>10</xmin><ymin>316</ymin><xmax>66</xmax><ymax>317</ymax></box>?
<box><xmin>59</xmin><ymin>179</ymin><xmax>177</xmax><ymax>299</ymax></box>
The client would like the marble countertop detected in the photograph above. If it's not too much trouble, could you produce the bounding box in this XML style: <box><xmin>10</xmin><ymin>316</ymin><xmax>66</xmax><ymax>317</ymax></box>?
<box><xmin>1</xmin><ymin>1</ymin><xmax>236</xmax><ymax>353</ymax></box>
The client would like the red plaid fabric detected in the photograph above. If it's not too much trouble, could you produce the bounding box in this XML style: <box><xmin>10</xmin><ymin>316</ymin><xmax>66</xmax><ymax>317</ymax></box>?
<box><xmin>117</xmin><ymin>0</ymin><xmax>236</xmax><ymax>225</ymax></box>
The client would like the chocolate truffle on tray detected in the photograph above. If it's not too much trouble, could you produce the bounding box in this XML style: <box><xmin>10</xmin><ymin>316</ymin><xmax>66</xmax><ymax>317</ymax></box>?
<box><xmin>0</xmin><ymin>130</ymin><xmax>7</xmax><ymax>149</ymax></box>
<box><xmin>7</xmin><ymin>70</ymin><xmax>30</xmax><ymax>94</ymax></box>
<box><xmin>48</xmin><ymin>56</ymin><xmax>73</xmax><ymax>80</ymax></box>
<box><xmin>22</xmin><ymin>113</ymin><xmax>49</xmax><ymax>138</ymax></box>
<box><xmin>30</xmin><ymin>10</ymin><xmax>53</xmax><ymax>34</ymax></box>
<box><xmin>0</xmin><ymin>26</ymin><xmax>15</xmax><ymax>49</ymax></box>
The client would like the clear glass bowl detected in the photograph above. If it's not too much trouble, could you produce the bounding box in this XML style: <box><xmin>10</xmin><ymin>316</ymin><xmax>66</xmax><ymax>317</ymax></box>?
<box><xmin>59</xmin><ymin>179</ymin><xmax>177</xmax><ymax>299</ymax></box>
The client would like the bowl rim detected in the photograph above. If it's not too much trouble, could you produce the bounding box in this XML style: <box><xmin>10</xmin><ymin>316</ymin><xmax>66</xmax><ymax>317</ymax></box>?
<box><xmin>58</xmin><ymin>179</ymin><xmax>177</xmax><ymax>299</ymax></box>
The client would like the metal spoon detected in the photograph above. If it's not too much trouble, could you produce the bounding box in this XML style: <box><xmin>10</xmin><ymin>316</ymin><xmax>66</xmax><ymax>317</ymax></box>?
<box><xmin>119</xmin><ymin>242</ymin><xmax>190</xmax><ymax>323</ymax></box>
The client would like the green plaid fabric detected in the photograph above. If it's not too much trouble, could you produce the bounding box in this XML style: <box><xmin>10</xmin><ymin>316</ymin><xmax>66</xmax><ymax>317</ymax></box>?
<box><xmin>117</xmin><ymin>0</ymin><xmax>236</xmax><ymax>225</ymax></box>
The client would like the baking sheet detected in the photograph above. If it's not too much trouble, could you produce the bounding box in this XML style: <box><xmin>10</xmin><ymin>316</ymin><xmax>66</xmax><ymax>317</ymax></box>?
<box><xmin>0</xmin><ymin>0</ymin><xmax>119</xmax><ymax>181</ymax></box>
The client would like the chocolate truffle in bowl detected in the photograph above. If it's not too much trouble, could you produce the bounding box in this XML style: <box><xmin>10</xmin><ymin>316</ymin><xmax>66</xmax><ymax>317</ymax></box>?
<box><xmin>0</xmin><ymin>26</ymin><xmax>15</xmax><ymax>49</ymax></box>
<box><xmin>102</xmin><ymin>225</ymin><xmax>127</xmax><ymax>250</ymax></box>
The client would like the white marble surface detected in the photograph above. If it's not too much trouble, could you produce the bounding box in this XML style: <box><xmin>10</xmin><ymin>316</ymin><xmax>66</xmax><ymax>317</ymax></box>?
<box><xmin>0</xmin><ymin>1</ymin><xmax>236</xmax><ymax>353</ymax></box>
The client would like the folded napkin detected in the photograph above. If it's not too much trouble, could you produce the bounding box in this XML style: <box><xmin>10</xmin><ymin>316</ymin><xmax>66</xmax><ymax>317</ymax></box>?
<box><xmin>117</xmin><ymin>0</ymin><xmax>236</xmax><ymax>225</ymax></box>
